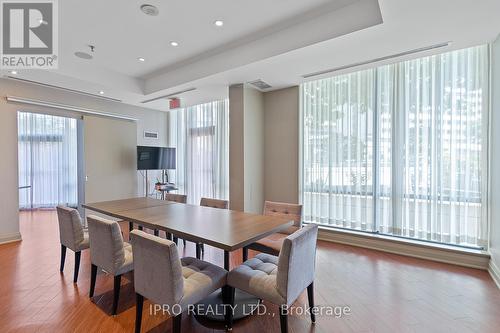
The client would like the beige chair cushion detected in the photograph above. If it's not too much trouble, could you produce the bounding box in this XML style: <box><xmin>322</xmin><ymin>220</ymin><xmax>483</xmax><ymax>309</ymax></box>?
<box><xmin>56</xmin><ymin>206</ymin><xmax>89</xmax><ymax>252</ymax></box>
<box><xmin>228</xmin><ymin>225</ymin><xmax>318</xmax><ymax>306</ymax></box>
<box><xmin>179</xmin><ymin>257</ymin><xmax>227</xmax><ymax>308</ymax></box>
<box><xmin>228</xmin><ymin>253</ymin><xmax>284</xmax><ymax>305</ymax></box>
<box><xmin>246</xmin><ymin>226</ymin><xmax>301</xmax><ymax>255</ymax></box>
<box><xmin>130</xmin><ymin>230</ymin><xmax>227</xmax><ymax>311</ymax></box>
<box><xmin>87</xmin><ymin>215</ymin><xmax>133</xmax><ymax>276</ymax></box>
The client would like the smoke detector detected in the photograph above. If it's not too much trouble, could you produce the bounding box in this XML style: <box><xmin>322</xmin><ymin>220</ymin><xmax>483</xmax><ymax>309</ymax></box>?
<box><xmin>248</xmin><ymin>79</ymin><xmax>272</xmax><ymax>91</ymax></box>
<box><xmin>141</xmin><ymin>4</ymin><xmax>159</xmax><ymax>16</ymax></box>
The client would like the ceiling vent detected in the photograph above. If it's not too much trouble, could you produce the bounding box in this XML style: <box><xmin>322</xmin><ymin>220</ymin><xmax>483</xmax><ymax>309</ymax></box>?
<box><xmin>140</xmin><ymin>4</ymin><xmax>159</xmax><ymax>16</ymax></box>
<box><xmin>248</xmin><ymin>79</ymin><xmax>272</xmax><ymax>91</ymax></box>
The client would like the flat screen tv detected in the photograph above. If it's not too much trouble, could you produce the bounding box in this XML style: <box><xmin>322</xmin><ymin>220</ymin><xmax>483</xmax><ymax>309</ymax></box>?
<box><xmin>137</xmin><ymin>146</ymin><xmax>176</xmax><ymax>170</ymax></box>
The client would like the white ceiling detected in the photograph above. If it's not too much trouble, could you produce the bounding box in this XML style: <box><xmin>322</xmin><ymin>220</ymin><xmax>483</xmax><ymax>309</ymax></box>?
<box><xmin>2</xmin><ymin>0</ymin><xmax>500</xmax><ymax>112</ymax></box>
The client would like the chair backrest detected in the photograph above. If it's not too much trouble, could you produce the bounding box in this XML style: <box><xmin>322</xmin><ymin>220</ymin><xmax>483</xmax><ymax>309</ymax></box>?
<box><xmin>264</xmin><ymin>201</ymin><xmax>303</xmax><ymax>234</ymax></box>
<box><xmin>200</xmin><ymin>197</ymin><xmax>229</xmax><ymax>209</ymax></box>
<box><xmin>87</xmin><ymin>215</ymin><xmax>127</xmax><ymax>274</ymax></box>
<box><xmin>276</xmin><ymin>224</ymin><xmax>318</xmax><ymax>305</ymax></box>
<box><xmin>165</xmin><ymin>193</ymin><xmax>187</xmax><ymax>204</ymax></box>
<box><xmin>56</xmin><ymin>206</ymin><xmax>85</xmax><ymax>251</ymax></box>
<box><xmin>130</xmin><ymin>230</ymin><xmax>184</xmax><ymax>307</ymax></box>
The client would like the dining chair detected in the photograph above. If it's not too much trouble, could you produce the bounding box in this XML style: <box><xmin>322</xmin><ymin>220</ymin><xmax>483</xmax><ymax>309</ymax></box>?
<box><xmin>56</xmin><ymin>206</ymin><xmax>90</xmax><ymax>283</ymax></box>
<box><xmin>130</xmin><ymin>230</ymin><xmax>228</xmax><ymax>333</ymax></box>
<box><xmin>87</xmin><ymin>215</ymin><xmax>134</xmax><ymax>315</ymax></box>
<box><xmin>165</xmin><ymin>193</ymin><xmax>188</xmax><ymax>244</ymax></box>
<box><xmin>197</xmin><ymin>197</ymin><xmax>229</xmax><ymax>259</ymax></box>
<box><xmin>242</xmin><ymin>201</ymin><xmax>302</xmax><ymax>261</ymax></box>
<box><xmin>226</xmin><ymin>224</ymin><xmax>318</xmax><ymax>333</ymax></box>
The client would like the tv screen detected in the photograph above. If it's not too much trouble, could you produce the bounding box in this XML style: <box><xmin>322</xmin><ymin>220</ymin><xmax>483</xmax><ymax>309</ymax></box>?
<box><xmin>137</xmin><ymin>146</ymin><xmax>161</xmax><ymax>170</ymax></box>
<box><xmin>137</xmin><ymin>146</ymin><xmax>176</xmax><ymax>170</ymax></box>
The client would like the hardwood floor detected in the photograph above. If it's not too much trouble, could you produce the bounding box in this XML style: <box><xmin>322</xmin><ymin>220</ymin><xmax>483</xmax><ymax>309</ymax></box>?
<box><xmin>1</xmin><ymin>210</ymin><xmax>499</xmax><ymax>333</ymax></box>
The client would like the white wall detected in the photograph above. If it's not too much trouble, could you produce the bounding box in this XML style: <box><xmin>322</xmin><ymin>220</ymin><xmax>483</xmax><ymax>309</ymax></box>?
<box><xmin>0</xmin><ymin>78</ymin><xmax>168</xmax><ymax>243</ymax></box>
<box><xmin>229</xmin><ymin>84</ymin><xmax>265</xmax><ymax>213</ymax></box>
<box><xmin>244</xmin><ymin>87</ymin><xmax>265</xmax><ymax>214</ymax></box>
<box><xmin>490</xmin><ymin>36</ymin><xmax>500</xmax><ymax>284</ymax></box>
<box><xmin>263</xmin><ymin>86</ymin><xmax>300</xmax><ymax>204</ymax></box>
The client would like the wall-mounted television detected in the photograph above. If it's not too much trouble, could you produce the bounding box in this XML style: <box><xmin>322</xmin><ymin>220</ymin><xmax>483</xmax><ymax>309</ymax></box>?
<box><xmin>137</xmin><ymin>146</ymin><xmax>176</xmax><ymax>170</ymax></box>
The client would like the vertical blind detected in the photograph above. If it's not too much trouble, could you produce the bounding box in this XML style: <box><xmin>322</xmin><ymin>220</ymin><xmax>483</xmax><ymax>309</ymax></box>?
<box><xmin>18</xmin><ymin>112</ymin><xmax>78</xmax><ymax>209</ymax></box>
<box><xmin>301</xmin><ymin>45</ymin><xmax>489</xmax><ymax>248</ymax></box>
<box><xmin>167</xmin><ymin>100</ymin><xmax>229</xmax><ymax>205</ymax></box>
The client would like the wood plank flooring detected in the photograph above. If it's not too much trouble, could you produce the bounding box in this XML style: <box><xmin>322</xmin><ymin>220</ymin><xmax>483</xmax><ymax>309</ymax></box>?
<box><xmin>0</xmin><ymin>210</ymin><xmax>499</xmax><ymax>332</ymax></box>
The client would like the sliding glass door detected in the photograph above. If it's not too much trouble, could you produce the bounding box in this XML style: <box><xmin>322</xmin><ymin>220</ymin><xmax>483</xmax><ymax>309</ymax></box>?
<box><xmin>301</xmin><ymin>45</ymin><xmax>489</xmax><ymax>248</ymax></box>
<box><xmin>18</xmin><ymin>112</ymin><xmax>79</xmax><ymax>209</ymax></box>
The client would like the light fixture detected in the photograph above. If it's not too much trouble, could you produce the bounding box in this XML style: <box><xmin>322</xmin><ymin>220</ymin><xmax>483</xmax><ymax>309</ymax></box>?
<box><xmin>214</xmin><ymin>20</ymin><xmax>224</xmax><ymax>27</ymax></box>
<box><xmin>140</xmin><ymin>4</ymin><xmax>159</xmax><ymax>16</ymax></box>
<box><xmin>10</xmin><ymin>70</ymin><xmax>18</xmax><ymax>75</ymax></box>
<box><xmin>99</xmin><ymin>90</ymin><xmax>104</xmax><ymax>95</ymax></box>
<box><xmin>138</xmin><ymin>57</ymin><xmax>145</xmax><ymax>62</ymax></box>
<box><xmin>170</xmin><ymin>41</ymin><xmax>179</xmax><ymax>47</ymax></box>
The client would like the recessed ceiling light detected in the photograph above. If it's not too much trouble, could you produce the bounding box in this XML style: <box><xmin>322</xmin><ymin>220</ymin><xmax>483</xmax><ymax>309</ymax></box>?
<box><xmin>138</xmin><ymin>57</ymin><xmax>145</xmax><ymax>62</ymax></box>
<box><xmin>98</xmin><ymin>91</ymin><xmax>104</xmax><ymax>95</ymax></box>
<box><xmin>10</xmin><ymin>70</ymin><xmax>18</xmax><ymax>75</ymax></box>
<box><xmin>214</xmin><ymin>20</ymin><xmax>224</xmax><ymax>27</ymax></box>
<box><xmin>170</xmin><ymin>41</ymin><xmax>179</xmax><ymax>47</ymax></box>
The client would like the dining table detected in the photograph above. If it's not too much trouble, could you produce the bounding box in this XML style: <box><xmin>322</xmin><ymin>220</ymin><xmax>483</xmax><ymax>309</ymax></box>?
<box><xmin>82</xmin><ymin>196</ymin><xmax>293</xmax><ymax>321</ymax></box>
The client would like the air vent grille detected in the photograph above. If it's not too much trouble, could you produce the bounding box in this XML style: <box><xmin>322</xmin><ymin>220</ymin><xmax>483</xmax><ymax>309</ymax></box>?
<box><xmin>248</xmin><ymin>79</ymin><xmax>272</xmax><ymax>90</ymax></box>
<box><xmin>144</xmin><ymin>131</ymin><xmax>159</xmax><ymax>139</ymax></box>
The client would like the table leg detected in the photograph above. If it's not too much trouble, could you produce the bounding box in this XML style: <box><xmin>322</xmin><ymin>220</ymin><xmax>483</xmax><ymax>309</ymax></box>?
<box><xmin>224</xmin><ymin>251</ymin><xmax>230</xmax><ymax>271</ymax></box>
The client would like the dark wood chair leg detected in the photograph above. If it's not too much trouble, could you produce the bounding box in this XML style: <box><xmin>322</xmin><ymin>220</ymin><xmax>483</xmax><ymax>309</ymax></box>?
<box><xmin>73</xmin><ymin>251</ymin><xmax>81</xmax><ymax>283</ymax></box>
<box><xmin>200</xmin><ymin>243</ymin><xmax>205</xmax><ymax>254</ymax></box>
<box><xmin>279</xmin><ymin>305</ymin><xmax>288</xmax><ymax>333</ymax></box>
<box><xmin>172</xmin><ymin>312</ymin><xmax>182</xmax><ymax>333</ymax></box>
<box><xmin>307</xmin><ymin>282</ymin><xmax>315</xmax><ymax>323</ymax></box>
<box><xmin>242</xmin><ymin>246</ymin><xmax>248</xmax><ymax>262</ymax></box>
<box><xmin>224</xmin><ymin>286</ymin><xmax>235</xmax><ymax>330</ymax></box>
<box><xmin>129</xmin><ymin>222</ymin><xmax>133</xmax><ymax>232</ymax></box>
<box><xmin>60</xmin><ymin>245</ymin><xmax>67</xmax><ymax>271</ymax></box>
<box><xmin>135</xmin><ymin>293</ymin><xmax>144</xmax><ymax>333</ymax></box>
<box><xmin>154</xmin><ymin>229</ymin><xmax>159</xmax><ymax>236</ymax></box>
<box><xmin>182</xmin><ymin>239</ymin><xmax>186</xmax><ymax>247</ymax></box>
<box><xmin>173</xmin><ymin>236</ymin><xmax>178</xmax><ymax>245</ymax></box>
<box><xmin>112</xmin><ymin>275</ymin><xmax>121</xmax><ymax>315</ymax></box>
<box><xmin>196</xmin><ymin>243</ymin><xmax>201</xmax><ymax>259</ymax></box>
<box><xmin>166</xmin><ymin>232</ymin><xmax>172</xmax><ymax>240</ymax></box>
<box><xmin>89</xmin><ymin>264</ymin><xmax>98</xmax><ymax>297</ymax></box>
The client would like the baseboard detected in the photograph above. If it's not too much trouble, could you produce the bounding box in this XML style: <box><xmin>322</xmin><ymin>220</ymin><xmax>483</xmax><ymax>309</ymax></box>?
<box><xmin>317</xmin><ymin>226</ymin><xmax>490</xmax><ymax>270</ymax></box>
<box><xmin>489</xmin><ymin>258</ymin><xmax>500</xmax><ymax>289</ymax></box>
<box><xmin>0</xmin><ymin>232</ymin><xmax>22</xmax><ymax>245</ymax></box>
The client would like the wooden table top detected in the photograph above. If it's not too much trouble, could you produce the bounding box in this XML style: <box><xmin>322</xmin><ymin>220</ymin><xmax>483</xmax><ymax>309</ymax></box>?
<box><xmin>83</xmin><ymin>197</ymin><xmax>293</xmax><ymax>252</ymax></box>
<box><xmin>83</xmin><ymin>197</ymin><xmax>173</xmax><ymax>215</ymax></box>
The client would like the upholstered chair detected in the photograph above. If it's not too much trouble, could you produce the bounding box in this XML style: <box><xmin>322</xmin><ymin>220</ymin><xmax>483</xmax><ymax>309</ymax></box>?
<box><xmin>130</xmin><ymin>230</ymin><xmax>227</xmax><ymax>333</ymax></box>
<box><xmin>196</xmin><ymin>197</ymin><xmax>229</xmax><ymax>259</ymax></box>
<box><xmin>165</xmin><ymin>193</ymin><xmax>188</xmax><ymax>244</ymax></box>
<box><xmin>227</xmin><ymin>224</ymin><xmax>318</xmax><ymax>333</ymax></box>
<box><xmin>87</xmin><ymin>215</ymin><xmax>134</xmax><ymax>315</ymax></box>
<box><xmin>242</xmin><ymin>201</ymin><xmax>303</xmax><ymax>261</ymax></box>
<box><xmin>56</xmin><ymin>206</ymin><xmax>90</xmax><ymax>283</ymax></box>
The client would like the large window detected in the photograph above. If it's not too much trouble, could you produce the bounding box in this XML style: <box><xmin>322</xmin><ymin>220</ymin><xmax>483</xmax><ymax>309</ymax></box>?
<box><xmin>18</xmin><ymin>112</ymin><xmax>78</xmax><ymax>209</ymax></box>
<box><xmin>167</xmin><ymin>100</ymin><xmax>229</xmax><ymax>204</ymax></box>
<box><xmin>301</xmin><ymin>45</ymin><xmax>489</xmax><ymax>248</ymax></box>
